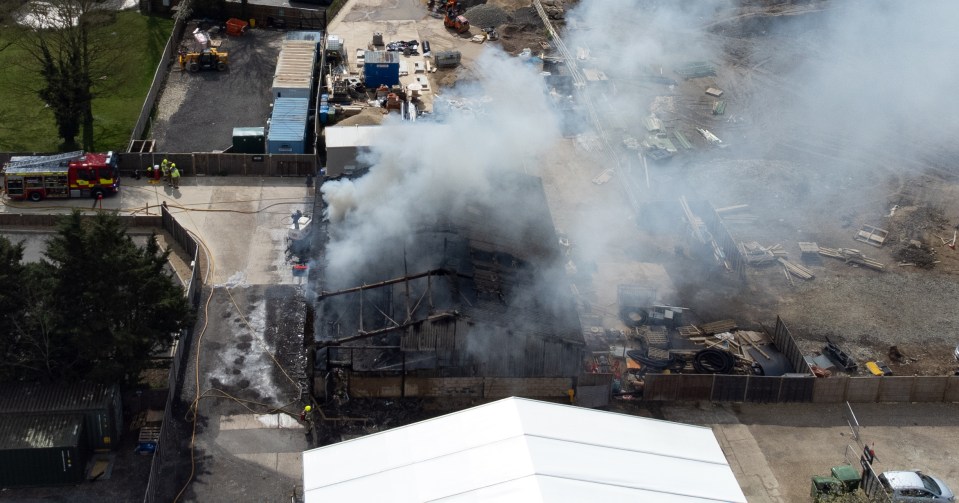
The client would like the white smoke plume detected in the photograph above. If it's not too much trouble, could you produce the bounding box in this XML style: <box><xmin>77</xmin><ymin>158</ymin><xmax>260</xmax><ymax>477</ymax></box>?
<box><xmin>320</xmin><ymin>48</ymin><xmax>563</xmax><ymax>287</ymax></box>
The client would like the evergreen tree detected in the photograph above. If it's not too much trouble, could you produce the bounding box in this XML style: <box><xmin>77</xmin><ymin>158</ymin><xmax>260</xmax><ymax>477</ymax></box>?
<box><xmin>0</xmin><ymin>211</ymin><xmax>193</xmax><ymax>384</ymax></box>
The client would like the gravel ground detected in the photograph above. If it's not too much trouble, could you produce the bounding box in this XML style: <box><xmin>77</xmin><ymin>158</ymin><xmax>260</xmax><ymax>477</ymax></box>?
<box><xmin>535</xmin><ymin>4</ymin><xmax>959</xmax><ymax>377</ymax></box>
<box><xmin>152</xmin><ymin>27</ymin><xmax>286</xmax><ymax>152</ymax></box>
<box><xmin>464</xmin><ymin>4</ymin><xmax>509</xmax><ymax>28</ymax></box>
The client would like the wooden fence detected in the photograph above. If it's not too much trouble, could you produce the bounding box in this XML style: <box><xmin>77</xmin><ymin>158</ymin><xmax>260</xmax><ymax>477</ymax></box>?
<box><xmin>117</xmin><ymin>152</ymin><xmax>317</xmax><ymax>177</ymax></box>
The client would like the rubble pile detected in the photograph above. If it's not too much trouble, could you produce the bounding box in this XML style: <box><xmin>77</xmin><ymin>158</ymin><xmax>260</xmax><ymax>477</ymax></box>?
<box><xmin>540</xmin><ymin>0</ymin><xmax>565</xmax><ymax>19</ymax></box>
<box><xmin>893</xmin><ymin>244</ymin><xmax>937</xmax><ymax>269</ymax></box>
<box><xmin>889</xmin><ymin>205</ymin><xmax>949</xmax><ymax>242</ymax></box>
<box><xmin>464</xmin><ymin>4</ymin><xmax>509</xmax><ymax>27</ymax></box>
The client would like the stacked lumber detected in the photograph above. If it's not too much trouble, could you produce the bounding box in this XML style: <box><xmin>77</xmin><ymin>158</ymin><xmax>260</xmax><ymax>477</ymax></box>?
<box><xmin>740</xmin><ymin>242</ymin><xmax>787</xmax><ymax>264</ymax></box>
<box><xmin>819</xmin><ymin>247</ymin><xmax>885</xmax><ymax>271</ymax></box>
<box><xmin>778</xmin><ymin>257</ymin><xmax>814</xmax><ymax>279</ymax></box>
<box><xmin>722</xmin><ymin>214</ymin><xmax>758</xmax><ymax>224</ymax></box>
<box><xmin>700</xmin><ymin>319</ymin><xmax>738</xmax><ymax>335</ymax></box>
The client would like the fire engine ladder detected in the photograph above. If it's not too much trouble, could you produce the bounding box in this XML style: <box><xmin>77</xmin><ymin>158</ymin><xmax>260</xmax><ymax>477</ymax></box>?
<box><xmin>4</xmin><ymin>151</ymin><xmax>84</xmax><ymax>171</ymax></box>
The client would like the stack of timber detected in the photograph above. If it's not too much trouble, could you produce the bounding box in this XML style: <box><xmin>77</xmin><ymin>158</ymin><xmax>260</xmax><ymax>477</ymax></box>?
<box><xmin>717</xmin><ymin>204</ymin><xmax>756</xmax><ymax>224</ymax></box>
<box><xmin>679</xmin><ymin>319</ymin><xmax>739</xmax><ymax>336</ymax></box>
<box><xmin>740</xmin><ymin>242</ymin><xmax>787</xmax><ymax>265</ymax></box>
<box><xmin>779</xmin><ymin>257</ymin><xmax>814</xmax><ymax>280</ymax></box>
<box><xmin>819</xmin><ymin>247</ymin><xmax>885</xmax><ymax>271</ymax></box>
<box><xmin>679</xmin><ymin>196</ymin><xmax>729</xmax><ymax>270</ymax></box>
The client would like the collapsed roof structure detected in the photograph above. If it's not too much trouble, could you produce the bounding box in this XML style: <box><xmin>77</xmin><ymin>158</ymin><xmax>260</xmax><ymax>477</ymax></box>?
<box><xmin>315</xmin><ymin>173</ymin><xmax>585</xmax><ymax>379</ymax></box>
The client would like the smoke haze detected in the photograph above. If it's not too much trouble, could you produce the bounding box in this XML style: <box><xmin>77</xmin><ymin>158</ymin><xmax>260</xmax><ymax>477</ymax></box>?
<box><xmin>319</xmin><ymin>0</ymin><xmax>959</xmax><ymax>334</ymax></box>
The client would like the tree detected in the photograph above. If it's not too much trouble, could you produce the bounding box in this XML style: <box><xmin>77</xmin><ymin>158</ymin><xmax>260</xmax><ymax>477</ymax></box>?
<box><xmin>0</xmin><ymin>211</ymin><xmax>194</xmax><ymax>385</ymax></box>
<box><xmin>0</xmin><ymin>237</ymin><xmax>65</xmax><ymax>382</ymax></box>
<box><xmin>19</xmin><ymin>0</ymin><xmax>116</xmax><ymax>150</ymax></box>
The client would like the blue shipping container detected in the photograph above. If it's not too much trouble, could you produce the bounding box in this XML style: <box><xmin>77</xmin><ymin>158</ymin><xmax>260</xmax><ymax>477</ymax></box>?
<box><xmin>268</xmin><ymin>98</ymin><xmax>310</xmax><ymax>154</ymax></box>
<box><xmin>364</xmin><ymin>51</ymin><xmax>400</xmax><ymax>88</ymax></box>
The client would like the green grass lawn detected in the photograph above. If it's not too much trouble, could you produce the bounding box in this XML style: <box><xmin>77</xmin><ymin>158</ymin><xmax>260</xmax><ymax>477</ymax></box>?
<box><xmin>0</xmin><ymin>11</ymin><xmax>173</xmax><ymax>153</ymax></box>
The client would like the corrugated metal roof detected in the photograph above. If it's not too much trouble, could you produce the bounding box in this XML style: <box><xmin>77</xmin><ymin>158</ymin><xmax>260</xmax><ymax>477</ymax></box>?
<box><xmin>0</xmin><ymin>414</ymin><xmax>83</xmax><ymax>450</ymax></box>
<box><xmin>286</xmin><ymin>31</ymin><xmax>323</xmax><ymax>43</ymax></box>
<box><xmin>0</xmin><ymin>382</ymin><xmax>117</xmax><ymax>414</ymax></box>
<box><xmin>324</xmin><ymin>125</ymin><xmax>392</xmax><ymax>148</ymax></box>
<box><xmin>365</xmin><ymin>51</ymin><xmax>398</xmax><ymax>64</ymax></box>
<box><xmin>269</xmin><ymin>98</ymin><xmax>309</xmax><ymax>142</ymax></box>
<box><xmin>273</xmin><ymin>41</ymin><xmax>316</xmax><ymax>91</ymax></box>
<box><xmin>233</xmin><ymin>127</ymin><xmax>264</xmax><ymax>137</ymax></box>
<box><xmin>302</xmin><ymin>397</ymin><xmax>747</xmax><ymax>503</ymax></box>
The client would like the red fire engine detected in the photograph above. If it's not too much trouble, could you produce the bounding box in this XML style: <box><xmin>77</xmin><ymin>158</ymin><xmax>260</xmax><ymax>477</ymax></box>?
<box><xmin>2</xmin><ymin>151</ymin><xmax>120</xmax><ymax>201</ymax></box>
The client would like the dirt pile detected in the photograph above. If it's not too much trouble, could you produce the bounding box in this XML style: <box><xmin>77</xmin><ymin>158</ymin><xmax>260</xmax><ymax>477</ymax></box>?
<box><xmin>465</xmin><ymin>4</ymin><xmax>509</xmax><ymax>27</ymax></box>
<box><xmin>893</xmin><ymin>244</ymin><xmax>937</xmax><ymax>269</ymax></box>
<box><xmin>888</xmin><ymin>205</ymin><xmax>950</xmax><ymax>243</ymax></box>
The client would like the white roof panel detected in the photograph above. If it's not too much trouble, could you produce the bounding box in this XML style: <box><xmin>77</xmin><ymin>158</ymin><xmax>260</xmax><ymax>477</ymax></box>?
<box><xmin>303</xmin><ymin>397</ymin><xmax>746</xmax><ymax>502</ymax></box>
<box><xmin>324</xmin><ymin>125</ymin><xmax>390</xmax><ymax>148</ymax></box>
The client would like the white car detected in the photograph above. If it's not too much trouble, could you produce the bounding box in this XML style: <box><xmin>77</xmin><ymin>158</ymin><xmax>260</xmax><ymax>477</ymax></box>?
<box><xmin>355</xmin><ymin>48</ymin><xmax>365</xmax><ymax>68</ymax></box>
<box><xmin>879</xmin><ymin>471</ymin><xmax>955</xmax><ymax>502</ymax></box>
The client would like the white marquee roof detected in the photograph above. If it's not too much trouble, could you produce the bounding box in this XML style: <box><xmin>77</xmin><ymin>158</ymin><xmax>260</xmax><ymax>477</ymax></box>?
<box><xmin>302</xmin><ymin>397</ymin><xmax>746</xmax><ymax>502</ymax></box>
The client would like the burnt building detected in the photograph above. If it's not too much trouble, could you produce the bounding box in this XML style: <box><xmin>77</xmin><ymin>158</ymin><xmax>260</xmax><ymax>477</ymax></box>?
<box><xmin>313</xmin><ymin>173</ymin><xmax>586</xmax><ymax>399</ymax></box>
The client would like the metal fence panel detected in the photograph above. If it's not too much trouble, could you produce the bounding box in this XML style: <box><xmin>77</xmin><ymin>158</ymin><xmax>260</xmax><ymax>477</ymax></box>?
<box><xmin>745</xmin><ymin>376</ymin><xmax>781</xmax><ymax>403</ymax></box>
<box><xmin>845</xmin><ymin>377</ymin><xmax>881</xmax><ymax>402</ymax></box>
<box><xmin>643</xmin><ymin>374</ymin><xmax>680</xmax><ymax>401</ymax></box>
<box><xmin>911</xmin><ymin>377</ymin><xmax>948</xmax><ymax>402</ymax></box>
<box><xmin>813</xmin><ymin>377</ymin><xmax>848</xmax><ymax>403</ymax></box>
<box><xmin>130</xmin><ymin>16</ymin><xmax>188</xmax><ymax>144</ymax></box>
<box><xmin>877</xmin><ymin>377</ymin><xmax>913</xmax><ymax>402</ymax></box>
<box><xmin>144</xmin><ymin>208</ymin><xmax>202</xmax><ymax>503</ymax></box>
<box><xmin>944</xmin><ymin>377</ymin><xmax>959</xmax><ymax>402</ymax></box>
<box><xmin>118</xmin><ymin>152</ymin><xmax>316</xmax><ymax>177</ymax></box>
<box><xmin>678</xmin><ymin>374</ymin><xmax>715</xmax><ymax>401</ymax></box>
<box><xmin>779</xmin><ymin>377</ymin><xmax>815</xmax><ymax>402</ymax></box>
<box><xmin>712</xmin><ymin>375</ymin><xmax>748</xmax><ymax>402</ymax></box>
<box><xmin>576</xmin><ymin>385</ymin><xmax>610</xmax><ymax>408</ymax></box>
<box><xmin>771</xmin><ymin>316</ymin><xmax>812</xmax><ymax>374</ymax></box>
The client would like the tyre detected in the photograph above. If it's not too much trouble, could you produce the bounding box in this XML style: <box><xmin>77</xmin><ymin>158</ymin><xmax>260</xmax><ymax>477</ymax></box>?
<box><xmin>188</xmin><ymin>62</ymin><xmax>199</xmax><ymax>72</ymax></box>
<box><xmin>28</xmin><ymin>191</ymin><xmax>42</xmax><ymax>202</ymax></box>
<box><xmin>216</xmin><ymin>62</ymin><xmax>226</xmax><ymax>72</ymax></box>
<box><xmin>619</xmin><ymin>306</ymin><xmax>648</xmax><ymax>327</ymax></box>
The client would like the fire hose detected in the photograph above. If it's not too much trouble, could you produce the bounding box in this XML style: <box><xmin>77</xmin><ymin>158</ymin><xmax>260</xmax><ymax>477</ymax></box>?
<box><xmin>626</xmin><ymin>350</ymin><xmax>685</xmax><ymax>372</ymax></box>
<box><xmin>692</xmin><ymin>348</ymin><xmax>737</xmax><ymax>374</ymax></box>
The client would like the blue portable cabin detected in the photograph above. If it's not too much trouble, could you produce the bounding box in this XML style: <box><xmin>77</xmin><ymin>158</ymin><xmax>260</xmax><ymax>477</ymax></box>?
<box><xmin>364</xmin><ymin>51</ymin><xmax>400</xmax><ymax>88</ymax></box>
<box><xmin>268</xmin><ymin>98</ymin><xmax>310</xmax><ymax>154</ymax></box>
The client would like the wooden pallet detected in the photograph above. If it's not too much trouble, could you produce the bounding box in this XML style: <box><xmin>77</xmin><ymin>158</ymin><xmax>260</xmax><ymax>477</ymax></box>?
<box><xmin>700</xmin><ymin>319</ymin><xmax>737</xmax><ymax>335</ymax></box>
<box><xmin>854</xmin><ymin>224</ymin><xmax>888</xmax><ymax>247</ymax></box>
<box><xmin>797</xmin><ymin>241</ymin><xmax>820</xmax><ymax>255</ymax></box>
<box><xmin>779</xmin><ymin>257</ymin><xmax>815</xmax><ymax>280</ymax></box>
